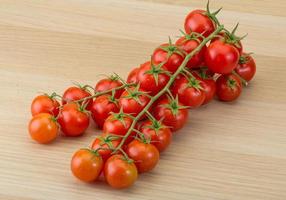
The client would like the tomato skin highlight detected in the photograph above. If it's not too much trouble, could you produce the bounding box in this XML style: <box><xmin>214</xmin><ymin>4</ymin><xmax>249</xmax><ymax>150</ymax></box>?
<box><xmin>58</xmin><ymin>103</ymin><xmax>90</xmax><ymax>137</ymax></box>
<box><xmin>140</xmin><ymin>120</ymin><xmax>172</xmax><ymax>152</ymax></box>
<box><xmin>175</xmin><ymin>36</ymin><xmax>206</xmax><ymax>69</ymax></box>
<box><xmin>28</xmin><ymin>113</ymin><xmax>58</xmax><ymax>144</ymax></box>
<box><xmin>95</xmin><ymin>78</ymin><xmax>124</xmax><ymax>99</ymax></box>
<box><xmin>31</xmin><ymin>95</ymin><xmax>60</xmax><ymax>117</ymax></box>
<box><xmin>90</xmin><ymin>95</ymin><xmax>119</xmax><ymax>129</ymax></box>
<box><xmin>136</xmin><ymin>61</ymin><xmax>170</xmax><ymax>95</ymax></box>
<box><xmin>62</xmin><ymin>86</ymin><xmax>92</xmax><ymax>110</ymax></box>
<box><xmin>216</xmin><ymin>74</ymin><xmax>242</xmax><ymax>102</ymax></box>
<box><xmin>127</xmin><ymin>67</ymin><xmax>139</xmax><ymax>84</ymax></box>
<box><xmin>235</xmin><ymin>54</ymin><xmax>256</xmax><ymax>82</ymax></box>
<box><xmin>71</xmin><ymin>149</ymin><xmax>103</xmax><ymax>182</ymax></box>
<box><xmin>152</xmin><ymin>43</ymin><xmax>185</xmax><ymax>73</ymax></box>
<box><xmin>126</xmin><ymin>140</ymin><xmax>159</xmax><ymax>173</ymax></box>
<box><xmin>184</xmin><ymin>10</ymin><xmax>215</xmax><ymax>37</ymax></box>
<box><xmin>91</xmin><ymin>133</ymin><xmax>121</xmax><ymax>161</ymax></box>
<box><xmin>104</xmin><ymin>154</ymin><xmax>138</xmax><ymax>189</ymax></box>
<box><xmin>153</xmin><ymin>98</ymin><xmax>189</xmax><ymax>131</ymax></box>
<box><xmin>171</xmin><ymin>76</ymin><xmax>206</xmax><ymax>108</ymax></box>
<box><xmin>205</xmin><ymin>40</ymin><xmax>240</xmax><ymax>74</ymax></box>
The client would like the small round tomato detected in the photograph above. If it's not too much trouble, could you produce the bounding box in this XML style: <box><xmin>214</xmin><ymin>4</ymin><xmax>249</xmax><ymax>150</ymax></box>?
<box><xmin>91</xmin><ymin>133</ymin><xmax>121</xmax><ymax>161</ymax></box>
<box><xmin>172</xmin><ymin>76</ymin><xmax>206</xmax><ymax>108</ymax></box>
<box><xmin>71</xmin><ymin>149</ymin><xmax>103</xmax><ymax>182</ymax></box>
<box><xmin>103</xmin><ymin>112</ymin><xmax>133</xmax><ymax>136</ymax></box>
<box><xmin>104</xmin><ymin>154</ymin><xmax>138</xmax><ymax>189</ymax></box>
<box><xmin>205</xmin><ymin>40</ymin><xmax>239</xmax><ymax>74</ymax></box>
<box><xmin>28</xmin><ymin>113</ymin><xmax>58</xmax><ymax>144</ymax></box>
<box><xmin>31</xmin><ymin>94</ymin><xmax>60</xmax><ymax>116</ymax></box>
<box><xmin>95</xmin><ymin>76</ymin><xmax>124</xmax><ymax>98</ymax></box>
<box><xmin>127</xmin><ymin>67</ymin><xmax>139</xmax><ymax>84</ymax></box>
<box><xmin>175</xmin><ymin>35</ymin><xmax>206</xmax><ymax>69</ymax></box>
<box><xmin>140</xmin><ymin>120</ymin><xmax>172</xmax><ymax>152</ymax></box>
<box><xmin>216</xmin><ymin>74</ymin><xmax>242</xmax><ymax>102</ymax></box>
<box><xmin>119</xmin><ymin>87</ymin><xmax>150</xmax><ymax>117</ymax></box>
<box><xmin>90</xmin><ymin>95</ymin><xmax>119</xmax><ymax>129</ymax></box>
<box><xmin>152</xmin><ymin>43</ymin><xmax>185</xmax><ymax>73</ymax></box>
<box><xmin>58</xmin><ymin>103</ymin><xmax>90</xmax><ymax>136</ymax></box>
<box><xmin>184</xmin><ymin>10</ymin><xmax>216</xmax><ymax>37</ymax></box>
<box><xmin>137</xmin><ymin>61</ymin><xmax>170</xmax><ymax>95</ymax></box>
<box><xmin>153</xmin><ymin>97</ymin><xmax>188</xmax><ymax>131</ymax></box>
<box><xmin>126</xmin><ymin>140</ymin><xmax>159</xmax><ymax>173</ymax></box>
<box><xmin>235</xmin><ymin>53</ymin><xmax>256</xmax><ymax>82</ymax></box>
<box><xmin>62</xmin><ymin>86</ymin><xmax>92</xmax><ymax>109</ymax></box>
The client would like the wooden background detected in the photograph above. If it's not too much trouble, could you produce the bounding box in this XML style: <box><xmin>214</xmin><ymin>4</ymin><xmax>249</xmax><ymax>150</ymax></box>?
<box><xmin>0</xmin><ymin>0</ymin><xmax>286</xmax><ymax>199</ymax></box>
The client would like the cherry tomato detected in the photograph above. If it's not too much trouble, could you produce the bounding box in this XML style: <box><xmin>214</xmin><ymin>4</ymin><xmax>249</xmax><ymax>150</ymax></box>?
<box><xmin>31</xmin><ymin>94</ymin><xmax>60</xmax><ymax>117</ymax></box>
<box><xmin>136</xmin><ymin>61</ymin><xmax>170</xmax><ymax>95</ymax></box>
<box><xmin>205</xmin><ymin>40</ymin><xmax>239</xmax><ymax>74</ymax></box>
<box><xmin>153</xmin><ymin>97</ymin><xmax>188</xmax><ymax>131</ymax></box>
<box><xmin>175</xmin><ymin>35</ymin><xmax>206</xmax><ymax>69</ymax></box>
<box><xmin>62</xmin><ymin>86</ymin><xmax>92</xmax><ymax>110</ymax></box>
<box><xmin>103</xmin><ymin>112</ymin><xmax>133</xmax><ymax>136</ymax></box>
<box><xmin>119</xmin><ymin>87</ymin><xmax>150</xmax><ymax>117</ymax></box>
<box><xmin>90</xmin><ymin>95</ymin><xmax>119</xmax><ymax>129</ymax></box>
<box><xmin>126</xmin><ymin>140</ymin><xmax>159</xmax><ymax>173</ymax></box>
<box><xmin>58</xmin><ymin>103</ymin><xmax>90</xmax><ymax>136</ymax></box>
<box><xmin>71</xmin><ymin>149</ymin><xmax>103</xmax><ymax>182</ymax></box>
<box><xmin>127</xmin><ymin>67</ymin><xmax>139</xmax><ymax>84</ymax></box>
<box><xmin>235</xmin><ymin>53</ymin><xmax>256</xmax><ymax>82</ymax></box>
<box><xmin>184</xmin><ymin>10</ymin><xmax>215</xmax><ymax>37</ymax></box>
<box><xmin>28</xmin><ymin>113</ymin><xmax>58</xmax><ymax>144</ymax></box>
<box><xmin>95</xmin><ymin>76</ymin><xmax>124</xmax><ymax>98</ymax></box>
<box><xmin>216</xmin><ymin>74</ymin><xmax>242</xmax><ymax>102</ymax></box>
<box><xmin>91</xmin><ymin>133</ymin><xmax>121</xmax><ymax>161</ymax></box>
<box><xmin>140</xmin><ymin>120</ymin><xmax>172</xmax><ymax>152</ymax></box>
<box><xmin>104</xmin><ymin>154</ymin><xmax>138</xmax><ymax>189</ymax></box>
<box><xmin>172</xmin><ymin>76</ymin><xmax>206</xmax><ymax>108</ymax></box>
<box><xmin>152</xmin><ymin>43</ymin><xmax>185</xmax><ymax>73</ymax></box>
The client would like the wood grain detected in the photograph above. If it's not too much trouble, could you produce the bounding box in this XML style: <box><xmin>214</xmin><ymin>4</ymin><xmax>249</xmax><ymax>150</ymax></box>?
<box><xmin>0</xmin><ymin>0</ymin><xmax>286</xmax><ymax>199</ymax></box>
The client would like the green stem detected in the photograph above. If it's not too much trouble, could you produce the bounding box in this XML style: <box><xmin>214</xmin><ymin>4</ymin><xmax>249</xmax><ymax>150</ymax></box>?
<box><xmin>113</xmin><ymin>25</ymin><xmax>224</xmax><ymax>153</ymax></box>
<box><xmin>232</xmin><ymin>70</ymin><xmax>248</xmax><ymax>86</ymax></box>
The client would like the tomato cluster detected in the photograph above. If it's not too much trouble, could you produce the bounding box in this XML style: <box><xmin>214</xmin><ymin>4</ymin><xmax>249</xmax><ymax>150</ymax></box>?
<box><xmin>28</xmin><ymin>3</ymin><xmax>256</xmax><ymax>189</ymax></box>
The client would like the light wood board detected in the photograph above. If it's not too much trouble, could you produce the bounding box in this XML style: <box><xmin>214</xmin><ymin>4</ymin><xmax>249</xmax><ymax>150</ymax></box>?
<box><xmin>0</xmin><ymin>0</ymin><xmax>286</xmax><ymax>199</ymax></box>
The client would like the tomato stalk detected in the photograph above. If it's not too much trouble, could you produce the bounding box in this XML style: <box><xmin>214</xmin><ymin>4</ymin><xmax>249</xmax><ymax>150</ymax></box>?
<box><xmin>112</xmin><ymin>25</ymin><xmax>224</xmax><ymax>153</ymax></box>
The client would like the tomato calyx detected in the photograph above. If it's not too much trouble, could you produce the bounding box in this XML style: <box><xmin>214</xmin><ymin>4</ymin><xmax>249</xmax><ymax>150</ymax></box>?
<box><xmin>164</xmin><ymin>95</ymin><xmax>189</xmax><ymax>116</ymax></box>
<box><xmin>239</xmin><ymin>53</ymin><xmax>253</xmax><ymax>64</ymax></box>
<box><xmin>159</xmin><ymin>37</ymin><xmax>185</xmax><ymax>58</ymax></box>
<box><xmin>143</xmin><ymin>119</ymin><xmax>166</xmax><ymax>136</ymax></box>
<box><xmin>179</xmin><ymin>30</ymin><xmax>203</xmax><ymax>43</ymax></box>
<box><xmin>221</xmin><ymin>23</ymin><xmax>247</xmax><ymax>49</ymax></box>
<box><xmin>72</xmin><ymin>81</ymin><xmax>94</xmax><ymax>94</ymax></box>
<box><xmin>110</xmin><ymin>108</ymin><xmax>134</xmax><ymax>128</ymax></box>
<box><xmin>144</xmin><ymin>61</ymin><xmax>171</xmax><ymax>86</ymax></box>
<box><xmin>226</xmin><ymin>77</ymin><xmax>239</xmax><ymax>90</ymax></box>
<box><xmin>123</xmin><ymin>85</ymin><xmax>150</xmax><ymax>105</ymax></box>
<box><xmin>187</xmin><ymin>77</ymin><xmax>204</xmax><ymax>91</ymax></box>
<box><xmin>204</xmin><ymin>0</ymin><xmax>222</xmax><ymax>26</ymax></box>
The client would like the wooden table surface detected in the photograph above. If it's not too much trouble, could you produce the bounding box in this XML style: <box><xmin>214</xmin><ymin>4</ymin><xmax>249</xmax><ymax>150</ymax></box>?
<box><xmin>0</xmin><ymin>0</ymin><xmax>286</xmax><ymax>199</ymax></box>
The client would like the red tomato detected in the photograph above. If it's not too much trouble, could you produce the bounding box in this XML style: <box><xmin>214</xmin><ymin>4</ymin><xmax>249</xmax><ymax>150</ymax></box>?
<box><xmin>91</xmin><ymin>133</ymin><xmax>121</xmax><ymax>161</ymax></box>
<box><xmin>235</xmin><ymin>53</ymin><xmax>256</xmax><ymax>82</ymax></box>
<box><xmin>62</xmin><ymin>86</ymin><xmax>92</xmax><ymax>110</ymax></box>
<box><xmin>136</xmin><ymin>61</ymin><xmax>170</xmax><ymax>95</ymax></box>
<box><xmin>31</xmin><ymin>94</ymin><xmax>60</xmax><ymax>116</ymax></box>
<box><xmin>212</xmin><ymin>32</ymin><xmax>243</xmax><ymax>55</ymax></box>
<box><xmin>172</xmin><ymin>76</ymin><xmax>206</xmax><ymax>108</ymax></box>
<box><xmin>28</xmin><ymin>113</ymin><xmax>58</xmax><ymax>144</ymax></box>
<box><xmin>153</xmin><ymin>97</ymin><xmax>188</xmax><ymax>131</ymax></box>
<box><xmin>127</xmin><ymin>67</ymin><xmax>139</xmax><ymax>84</ymax></box>
<box><xmin>184</xmin><ymin>10</ymin><xmax>216</xmax><ymax>37</ymax></box>
<box><xmin>126</xmin><ymin>140</ymin><xmax>159</xmax><ymax>173</ymax></box>
<box><xmin>90</xmin><ymin>95</ymin><xmax>119</xmax><ymax>129</ymax></box>
<box><xmin>140</xmin><ymin>120</ymin><xmax>172</xmax><ymax>152</ymax></box>
<box><xmin>152</xmin><ymin>43</ymin><xmax>185</xmax><ymax>73</ymax></box>
<box><xmin>104</xmin><ymin>154</ymin><xmax>138</xmax><ymax>189</ymax></box>
<box><xmin>193</xmin><ymin>71</ymin><xmax>216</xmax><ymax>105</ymax></box>
<box><xmin>58</xmin><ymin>103</ymin><xmax>90</xmax><ymax>136</ymax></box>
<box><xmin>119</xmin><ymin>87</ymin><xmax>150</xmax><ymax>117</ymax></box>
<box><xmin>71</xmin><ymin>149</ymin><xmax>103</xmax><ymax>182</ymax></box>
<box><xmin>95</xmin><ymin>77</ymin><xmax>124</xmax><ymax>98</ymax></box>
<box><xmin>175</xmin><ymin>36</ymin><xmax>206</xmax><ymax>69</ymax></box>
<box><xmin>103</xmin><ymin>113</ymin><xmax>133</xmax><ymax>136</ymax></box>
<box><xmin>216</xmin><ymin>74</ymin><xmax>242</xmax><ymax>102</ymax></box>
<box><xmin>205</xmin><ymin>40</ymin><xmax>240</xmax><ymax>74</ymax></box>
